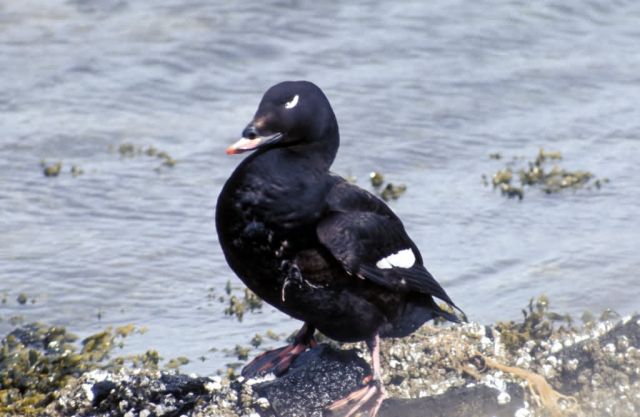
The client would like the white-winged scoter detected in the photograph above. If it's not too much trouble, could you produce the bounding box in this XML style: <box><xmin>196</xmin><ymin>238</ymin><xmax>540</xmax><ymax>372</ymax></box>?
<box><xmin>216</xmin><ymin>81</ymin><xmax>464</xmax><ymax>417</ymax></box>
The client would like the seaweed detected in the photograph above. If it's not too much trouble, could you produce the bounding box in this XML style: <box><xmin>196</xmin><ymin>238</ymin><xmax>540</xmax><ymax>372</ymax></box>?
<box><xmin>223</xmin><ymin>288</ymin><xmax>263</xmax><ymax>321</ymax></box>
<box><xmin>113</xmin><ymin>142</ymin><xmax>177</xmax><ymax>169</ymax></box>
<box><xmin>41</xmin><ymin>161</ymin><xmax>62</xmax><ymax>177</ymax></box>
<box><xmin>0</xmin><ymin>323</ymin><xmax>153</xmax><ymax>415</ymax></box>
<box><xmin>486</xmin><ymin>148</ymin><xmax>608</xmax><ymax>199</ymax></box>
<box><xmin>495</xmin><ymin>296</ymin><xmax>573</xmax><ymax>353</ymax></box>
<box><xmin>369</xmin><ymin>171</ymin><xmax>407</xmax><ymax>201</ymax></box>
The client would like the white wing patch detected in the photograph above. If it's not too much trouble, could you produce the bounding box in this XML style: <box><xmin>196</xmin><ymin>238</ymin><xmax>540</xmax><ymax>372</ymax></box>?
<box><xmin>375</xmin><ymin>249</ymin><xmax>415</xmax><ymax>269</ymax></box>
<box><xmin>285</xmin><ymin>95</ymin><xmax>299</xmax><ymax>109</ymax></box>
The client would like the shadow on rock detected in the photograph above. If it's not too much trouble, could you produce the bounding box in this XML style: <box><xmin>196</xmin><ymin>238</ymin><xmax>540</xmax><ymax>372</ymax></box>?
<box><xmin>253</xmin><ymin>344</ymin><xmax>524</xmax><ymax>417</ymax></box>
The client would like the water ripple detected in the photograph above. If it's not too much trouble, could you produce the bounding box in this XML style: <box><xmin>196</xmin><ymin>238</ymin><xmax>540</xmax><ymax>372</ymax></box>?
<box><xmin>1</xmin><ymin>0</ymin><xmax>639</xmax><ymax>374</ymax></box>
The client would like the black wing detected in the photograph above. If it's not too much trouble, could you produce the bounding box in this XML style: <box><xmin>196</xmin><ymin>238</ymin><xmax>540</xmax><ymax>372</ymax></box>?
<box><xmin>317</xmin><ymin>179</ymin><xmax>456</xmax><ymax>307</ymax></box>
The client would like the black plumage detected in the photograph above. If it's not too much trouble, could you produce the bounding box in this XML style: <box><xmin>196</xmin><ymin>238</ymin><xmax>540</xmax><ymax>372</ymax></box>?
<box><xmin>216</xmin><ymin>81</ymin><xmax>463</xmax><ymax>416</ymax></box>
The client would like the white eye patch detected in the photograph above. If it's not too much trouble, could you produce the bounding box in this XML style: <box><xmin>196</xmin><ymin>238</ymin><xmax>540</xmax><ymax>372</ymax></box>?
<box><xmin>285</xmin><ymin>95</ymin><xmax>299</xmax><ymax>109</ymax></box>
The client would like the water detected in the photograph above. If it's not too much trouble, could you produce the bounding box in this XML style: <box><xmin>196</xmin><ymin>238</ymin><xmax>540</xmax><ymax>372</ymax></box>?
<box><xmin>1</xmin><ymin>0</ymin><xmax>639</xmax><ymax>375</ymax></box>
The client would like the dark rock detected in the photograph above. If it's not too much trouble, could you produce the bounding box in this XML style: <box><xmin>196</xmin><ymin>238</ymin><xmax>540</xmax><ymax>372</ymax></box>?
<box><xmin>87</xmin><ymin>372</ymin><xmax>215</xmax><ymax>417</ymax></box>
<box><xmin>7</xmin><ymin>324</ymin><xmax>47</xmax><ymax>349</ymax></box>
<box><xmin>253</xmin><ymin>344</ymin><xmax>370</xmax><ymax>417</ymax></box>
<box><xmin>379</xmin><ymin>383</ymin><xmax>524</xmax><ymax>417</ymax></box>
<box><xmin>159</xmin><ymin>373</ymin><xmax>210</xmax><ymax>397</ymax></box>
<box><xmin>154</xmin><ymin>374</ymin><xmax>213</xmax><ymax>417</ymax></box>
<box><xmin>600</xmin><ymin>314</ymin><xmax>640</xmax><ymax>347</ymax></box>
<box><xmin>556</xmin><ymin>315</ymin><xmax>640</xmax><ymax>394</ymax></box>
<box><xmin>92</xmin><ymin>380</ymin><xmax>117</xmax><ymax>406</ymax></box>
<box><xmin>253</xmin><ymin>344</ymin><xmax>525</xmax><ymax>417</ymax></box>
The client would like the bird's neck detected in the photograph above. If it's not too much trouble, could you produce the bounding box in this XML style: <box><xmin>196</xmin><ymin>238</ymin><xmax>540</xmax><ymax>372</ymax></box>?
<box><xmin>288</xmin><ymin>122</ymin><xmax>340</xmax><ymax>170</ymax></box>
<box><xmin>283</xmin><ymin>139</ymin><xmax>338</xmax><ymax>171</ymax></box>
<box><xmin>249</xmin><ymin>127</ymin><xmax>339</xmax><ymax>175</ymax></box>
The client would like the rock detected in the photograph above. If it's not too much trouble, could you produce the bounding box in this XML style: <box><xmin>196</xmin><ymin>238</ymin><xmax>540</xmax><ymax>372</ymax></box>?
<box><xmin>91</xmin><ymin>380</ymin><xmax>117</xmax><ymax>406</ymax></box>
<box><xmin>3</xmin><ymin>307</ymin><xmax>639</xmax><ymax>417</ymax></box>
<box><xmin>44</xmin><ymin>344</ymin><xmax>526</xmax><ymax>417</ymax></box>
<box><xmin>252</xmin><ymin>345</ymin><xmax>525</xmax><ymax>417</ymax></box>
<box><xmin>252</xmin><ymin>345</ymin><xmax>370</xmax><ymax>417</ymax></box>
<box><xmin>379</xmin><ymin>383</ymin><xmax>524</xmax><ymax>417</ymax></box>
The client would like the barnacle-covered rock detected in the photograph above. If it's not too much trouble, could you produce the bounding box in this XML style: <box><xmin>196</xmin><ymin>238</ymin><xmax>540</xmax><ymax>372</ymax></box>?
<box><xmin>3</xmin><ymin>301</ymin><xmax>639</xmax><ymax>417</ymax></box>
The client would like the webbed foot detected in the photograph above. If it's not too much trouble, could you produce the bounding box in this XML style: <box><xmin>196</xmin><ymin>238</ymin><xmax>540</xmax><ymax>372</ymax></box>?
<box><xmin>241</xmin><ymin>323</ymin><xmax>316</xmax><ymax>378</ymax></box>
<box><xmin>326</xmin><ymin>376</ymin><xmax>386</xmax><ymax>417</ymax></box>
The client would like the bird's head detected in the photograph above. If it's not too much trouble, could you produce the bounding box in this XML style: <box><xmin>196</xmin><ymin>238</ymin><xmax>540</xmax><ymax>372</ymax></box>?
<box><xmin>227</xmin><ymin>81</ymin><xmax>339</xmax><ymax>165</ymax></box>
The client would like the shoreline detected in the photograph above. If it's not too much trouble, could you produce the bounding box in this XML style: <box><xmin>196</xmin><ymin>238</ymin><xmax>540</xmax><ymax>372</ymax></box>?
<box><xmin>1</xmin><ymin>299</ymin><xmax>638</xmax><ymax>417</ymax></box>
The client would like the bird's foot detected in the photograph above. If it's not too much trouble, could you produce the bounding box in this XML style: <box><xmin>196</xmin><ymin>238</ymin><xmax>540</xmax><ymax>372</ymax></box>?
<box><xmin>325</xmin><ymin>375</ymin><xmax>386</xmax><ymax>417</ymax></box>
<box><xmin>241</xmin><ymin>324</ymin><xmax>316</xmax><ymax>378</ymax></box>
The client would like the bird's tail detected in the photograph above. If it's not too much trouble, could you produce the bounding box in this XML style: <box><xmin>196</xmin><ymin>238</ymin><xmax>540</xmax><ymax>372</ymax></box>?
<box><xmin>435</xmin><ymin>302</ymin><xmax>468</xmax><ymax>324</ymax></box>
<box><xmin>379</xmin><ymin>296</ymin><xmax>466</xmax><ymax>339</ymax></box>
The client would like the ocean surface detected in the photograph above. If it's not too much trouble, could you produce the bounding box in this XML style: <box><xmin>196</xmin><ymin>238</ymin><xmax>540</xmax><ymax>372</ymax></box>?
<box><xmin>1</xmin><ymin>0</ymin><xmax>639</xmax><ymax>374</ymax></box>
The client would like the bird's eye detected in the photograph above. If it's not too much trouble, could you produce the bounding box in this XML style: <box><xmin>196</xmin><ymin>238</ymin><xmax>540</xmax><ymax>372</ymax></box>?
<box><xmin>284</xmin><ymin>95</ymin><xmax>299</xmax><ymax>109</ymax></box>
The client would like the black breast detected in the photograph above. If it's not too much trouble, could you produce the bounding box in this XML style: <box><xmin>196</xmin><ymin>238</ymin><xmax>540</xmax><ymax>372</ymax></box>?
<box><xmin>216</xmin><ymin>150</ymin><xmax>331</xmax><ymax>306</ymax></box>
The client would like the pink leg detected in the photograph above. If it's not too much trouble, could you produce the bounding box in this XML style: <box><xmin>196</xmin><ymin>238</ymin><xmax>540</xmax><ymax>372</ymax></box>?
<box><xmin>242</xmin><ymin>323</ymin><xmax>316</xmax><ymax>378</ymax></box>
<box><xmin>367</xmin><ymin>334</ymin><xmax>386</xmax><ymax>416</ymax></box>
<box><xmin>326</xmin><ymin>333</ymin><xmax>387</xmax><ymax>417</ymax></box>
